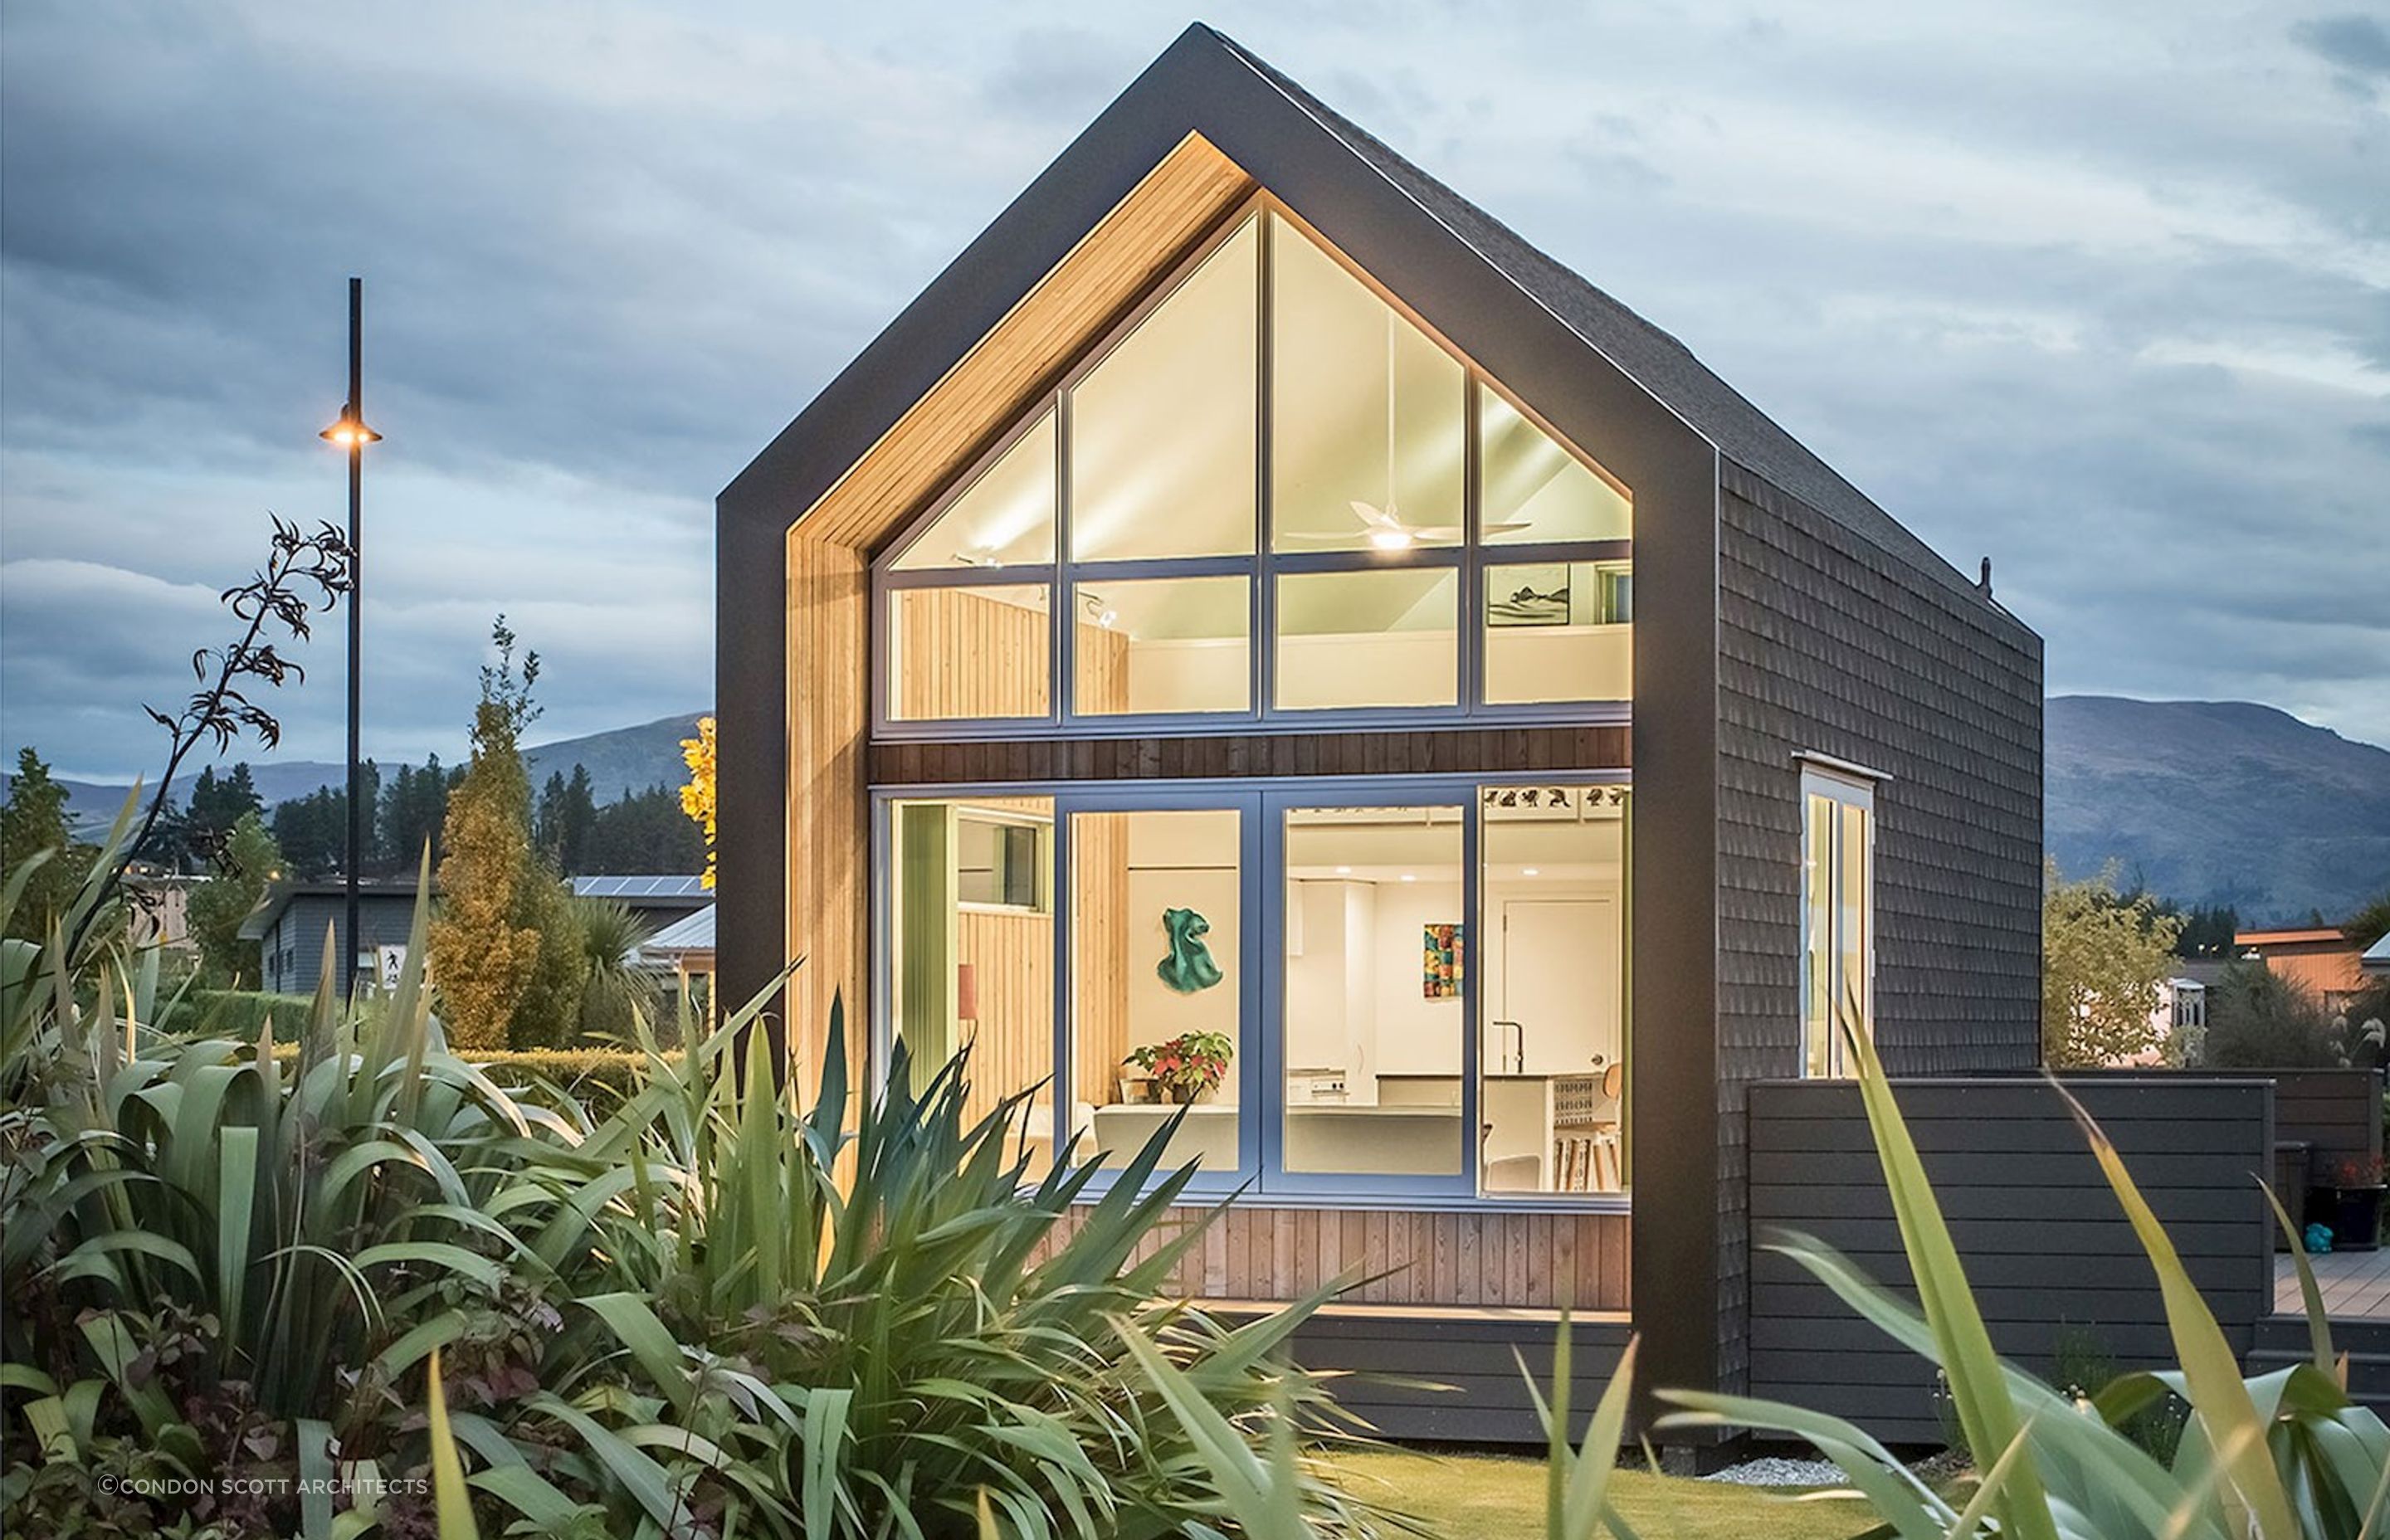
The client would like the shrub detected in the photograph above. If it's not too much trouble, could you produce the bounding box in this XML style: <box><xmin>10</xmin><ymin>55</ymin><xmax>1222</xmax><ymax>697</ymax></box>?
<box><xmin>2207</xmin><ymin>958</ymin><xmax>2336</xmax><ymax>1066</ymax></box>
<box><xmin>481</xmin><ymin>998</ymin><xmax>1380</xmax><ymax>1538</ymax></box>
<box><xmin>6</xmin><ymin>842</ymin><xmax>1373</xmax><ymax>1538</ymax></box>
<box><xmin>154</xmin><ymin>987</ymin><xmax>317</xmax><ymax>1042</ymax></box>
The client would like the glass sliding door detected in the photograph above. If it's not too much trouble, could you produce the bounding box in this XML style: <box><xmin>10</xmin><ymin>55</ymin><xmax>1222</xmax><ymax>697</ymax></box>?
<box><xmin>1479</xmin><ymin>785</ymin><xmax>1630</xmax><ymax>1193</ymax></box>
<box><xmin>1064</xmin><ymin>796</ymin><xmax>1258</xmax><ymax>1182</ymax></box>
<box><xmin>1266</xmin><ymin>789</ymin><xmax>1475</xmax><ymax>1192</ymax></box>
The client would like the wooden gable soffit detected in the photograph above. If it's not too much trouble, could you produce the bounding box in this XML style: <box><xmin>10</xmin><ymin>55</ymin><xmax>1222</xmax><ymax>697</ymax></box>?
<box><xmin>792</xmin><ymin>132</ymin><xmax>1252</xmax><ymax>553</ymax></box>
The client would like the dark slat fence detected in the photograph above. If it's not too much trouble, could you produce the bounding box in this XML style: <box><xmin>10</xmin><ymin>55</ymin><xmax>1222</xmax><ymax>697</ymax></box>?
<box><xmin>1747</xmin><ymin>1077</ymin><xmax>2272</xmax><ymax>1443</ymax></box>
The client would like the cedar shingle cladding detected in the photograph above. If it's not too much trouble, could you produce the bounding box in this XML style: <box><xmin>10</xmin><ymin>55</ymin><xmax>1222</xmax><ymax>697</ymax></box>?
<box><xmin>1714</xmin><ymin>459</ymin><xmax>2043</xmax><ymax>1391</ymax></box>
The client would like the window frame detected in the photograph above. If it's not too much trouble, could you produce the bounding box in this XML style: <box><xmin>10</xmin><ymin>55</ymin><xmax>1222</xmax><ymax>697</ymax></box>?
<box><xmin>1798</xmin><ymin>758</ymin><xmax>1880</xmax><ymax>1078</ymax></box>
<box><xmin>869</xmin><ymin>196</ymin><xmax>1635</xmax><ymax>740</ymax></box>
<box><xmin>868</xmin><ymin>772</ymin><xmax>1631</xmax><ymax>1211</ymax></box>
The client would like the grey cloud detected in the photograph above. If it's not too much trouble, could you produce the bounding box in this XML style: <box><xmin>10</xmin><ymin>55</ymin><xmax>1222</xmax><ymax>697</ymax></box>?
<box><xmin>3</xmin><ymin>0</ymin><xmax>2387</xmax><ymax>780</ymax></box>
<box><xmin>2292</xmin><ymin>14</ymin><xmax>2390</xmax><ymax>80</ymax></box>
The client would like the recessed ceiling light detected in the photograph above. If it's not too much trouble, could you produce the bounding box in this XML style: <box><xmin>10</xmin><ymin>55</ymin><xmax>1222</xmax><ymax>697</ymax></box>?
<box><xmin>1334</xmin><ymin>865</ymin><xmax>1353</xmax><ymax>875</ymax></box>
<box><xmin>1523</xmin><ymin>867</ymin><xmax>1540</xmax><ymax>877</ymax></box>
<box><xmin>1399</xmin><ymin>874</ymin><xmax>1417</xmax><ymax>883</ymax></box>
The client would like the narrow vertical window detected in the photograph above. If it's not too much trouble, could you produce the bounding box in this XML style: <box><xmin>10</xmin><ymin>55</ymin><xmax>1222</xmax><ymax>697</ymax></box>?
<box><xmin>1799</xmin><ymin>764</ymin><xmax>1875</xmax><ymax>1076</ymax></box>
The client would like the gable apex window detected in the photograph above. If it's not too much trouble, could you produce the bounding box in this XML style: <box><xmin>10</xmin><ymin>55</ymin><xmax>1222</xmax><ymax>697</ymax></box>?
<box><xmin>871</xmin><ymin>201</ymin><xmax>1636</xmax><ymax>734</ymax></box>
<box><xmin>1800</xmin><ymin>760</ymin><xmax>1878</xmax><ymax>1077</ymax></box>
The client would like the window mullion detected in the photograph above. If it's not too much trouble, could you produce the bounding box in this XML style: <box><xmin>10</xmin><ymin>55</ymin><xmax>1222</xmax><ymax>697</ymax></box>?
<box><xmin>1054</xmin><ymin>391</ymin><xmax>1074</xmax><ymax>727</ymax></box>
<box><xmin>1256</xmin><ymin>208</ymin><xmax>1275</xmax><ymax>722</ymax></box>
<box><xmin>1462</xmin><ymin>374</ymin><xmax>1484</xmax><ymax>714</ymax></box>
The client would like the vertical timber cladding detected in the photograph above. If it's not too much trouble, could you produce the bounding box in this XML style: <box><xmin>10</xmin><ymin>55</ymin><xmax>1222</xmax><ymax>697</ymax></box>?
<box><xmin>1715</xmin><ymin>461</ymin><xmax>2043</xmax><ymax>1397</ymax></box>
<box><xmin>715</xmin><ymin>132</ymin><xmax>1258</xmax><ymax>1074</ymax></box>
<box><xmin>1038</xmin><ymin>1205</ymin><xmax>1632</xmax><ymax>1311</ymax></box>
<box><xmin>1748</xmin><ymin>1076</ymin><xmax>2270</xmax><ymax>1443</ymax></box>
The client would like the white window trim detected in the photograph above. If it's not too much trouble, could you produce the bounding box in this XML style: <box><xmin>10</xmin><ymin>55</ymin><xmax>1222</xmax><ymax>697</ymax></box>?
<box><xmin>1800</xmin><ymin>761</ymin><xmax>1877</xmax><ymax>1078</ymax></box>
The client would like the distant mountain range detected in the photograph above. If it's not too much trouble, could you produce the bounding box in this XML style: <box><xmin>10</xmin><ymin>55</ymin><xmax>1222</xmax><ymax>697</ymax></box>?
<box><xmin>14</xmin><ymin>698</ymin><xmax>2386</xmax><ymax>924</ymax></box>
<box><xmin>2046</xmin><ymin>696</ymin><xmax>2390</xmax><ymax>925</ymax></box>
<box><xmin>13</xmin><ymin>713</ymin><xmax>709</xmax><ymax>837</ymax></box>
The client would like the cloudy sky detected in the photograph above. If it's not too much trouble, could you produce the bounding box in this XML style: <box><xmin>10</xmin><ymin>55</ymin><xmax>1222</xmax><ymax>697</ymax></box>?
<box><xmin>3</xmin><ymin>0</ymin><xmax>2385</xmax><ymax>781</ymax></box>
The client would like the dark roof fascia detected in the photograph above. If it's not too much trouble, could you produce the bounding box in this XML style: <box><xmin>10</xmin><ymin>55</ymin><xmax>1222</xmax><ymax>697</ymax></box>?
<box><xmin>719</xmin><ymin>26</ymin><xmax>1238</xmax><ymax>521</ymax></box>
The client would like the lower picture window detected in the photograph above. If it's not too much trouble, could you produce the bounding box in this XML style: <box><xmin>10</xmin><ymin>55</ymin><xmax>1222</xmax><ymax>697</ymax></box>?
<box><xmin>1071</xmin><ymin>807</ymin><xmax>1245</xmax><ymax>1172</ymax></box>
<box><xmin>1280</xmin><ymin>803</ymin><xmax>1466</xmax><ymax>1177</ymax></box>
<box><xmin>878</xmin><ymin>780</ymin><xmax>1632</xmax><ymax>1201</ymax></box>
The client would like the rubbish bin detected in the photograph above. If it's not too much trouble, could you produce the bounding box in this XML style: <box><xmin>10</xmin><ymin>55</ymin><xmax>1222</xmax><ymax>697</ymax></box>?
<box><xmin>2274</xmin><ymin>1141</ymin><xmax>2310</xmax><ymax>1250</ymax></box>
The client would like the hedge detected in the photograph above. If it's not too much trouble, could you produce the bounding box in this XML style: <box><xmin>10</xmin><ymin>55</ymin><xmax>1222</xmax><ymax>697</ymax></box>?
<box><xmin>157</xmin><ymin>989</ymin><xmax>319</xmax><ymax>1043</ymax></box>
<box><xmin>259</xmin><ymin>1042</ymin><xmax>670</xmax><ymax>1102</ymax></box>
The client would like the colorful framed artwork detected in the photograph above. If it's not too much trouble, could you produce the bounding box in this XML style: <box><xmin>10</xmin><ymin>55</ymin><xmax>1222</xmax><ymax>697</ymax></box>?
<box><xmin>1422</xmin><ymin>923</ymin><xmax>1463</xmax><ymax>998</ymax></box>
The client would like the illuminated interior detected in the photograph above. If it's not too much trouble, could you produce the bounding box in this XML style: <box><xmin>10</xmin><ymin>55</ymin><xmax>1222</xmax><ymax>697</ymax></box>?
<box><xmin>884</xmin><ymin>787</ymin><xmax>1631</xmax><ymax>1198</ymax></box>
<box><xmin>875</xmin><ymin>205</ymin><xmax>1633</xmax><ymax>725</ymax></box>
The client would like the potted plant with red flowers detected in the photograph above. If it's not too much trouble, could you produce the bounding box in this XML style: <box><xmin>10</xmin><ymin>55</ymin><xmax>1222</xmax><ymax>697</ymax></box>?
<box><xmin>2312</xmin><ymin>1152</ymin><xmax>2387</xmax><ymax>1250</ymax></box>
<box><xmin>1124</xmin><ymin>1031</ymin><xmax>1233</xmax><ymax>1106</ymax></box>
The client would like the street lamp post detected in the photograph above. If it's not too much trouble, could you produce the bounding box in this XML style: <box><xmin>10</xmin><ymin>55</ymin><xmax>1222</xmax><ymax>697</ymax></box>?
<box><xmin>322</xmin><ymin>278</ymin><xmax>380</xmax><ymax>997</ymax></box>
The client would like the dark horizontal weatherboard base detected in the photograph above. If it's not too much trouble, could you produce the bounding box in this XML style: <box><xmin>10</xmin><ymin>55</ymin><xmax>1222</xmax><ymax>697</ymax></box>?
<box><xmin>1745</xmin><ymin>1076</ymin><xmax>2274</xmax><ymax>1445</ymax></box>
<box><xmin>1213</xmin><ymin>1305</ymin><xmax>1632</xmax><ymax>1445</ymax></box>
<box><xmin>867</xmin><ymin>724</ymin><xmax>1629</xmax><ymax>787</ymax></box>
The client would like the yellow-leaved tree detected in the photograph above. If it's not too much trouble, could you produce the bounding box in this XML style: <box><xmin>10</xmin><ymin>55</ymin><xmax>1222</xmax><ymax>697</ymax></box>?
<box><xmin>428</xmin><ymin>619</ymin><xmax>545</xmax><ymax>1050</ymax></box>
<box><xmin>680</xmin><ymin>715</ymin><xmax>715</xmax><ymax>889</ymax></box>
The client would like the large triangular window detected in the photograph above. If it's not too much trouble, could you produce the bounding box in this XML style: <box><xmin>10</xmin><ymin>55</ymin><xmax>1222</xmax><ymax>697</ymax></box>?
<box><xmin>890</xmin><ymin>409</ymin><xmax>1056</xmax><ymax>571</ymax></box>
<box><xmin>873</xmin><ymin>202</ymin><xmax>1634</xmax><ymax>728</ymax></box>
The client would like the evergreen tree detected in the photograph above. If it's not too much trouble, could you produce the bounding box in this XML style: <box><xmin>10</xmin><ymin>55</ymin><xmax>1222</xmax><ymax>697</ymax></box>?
<box><xmin>534</xmin><ymin>764</ymin><xmax>599</xmax><ymax>875</ymax></box>
<box><xmin>583</xmin><ymin>784</ymin><xmax>708</xmax><ymax>873</ymax></box>
<box><xmin>187</xmin><ymin>763</ymin><xmax>264</xmax><ymax>848</ymax></box>
<box><xmin>2</xmin><ymin>747</ymin><xmax>92</xmax><ymax>942</ymax></box>
<box><xmin>381</xmin><ymin>755</ymin><xmax>461</xmax><ymax>872</ymax></box>
<box><xmin>427</xmin><ymin>618</ymin><xmax>586</xmax><ymax>1049</ymax></box>
<box><xmin>187</xmin><ymin>811</ymin><xmax>283</xmax><ymax>987</ymax></box>
<box><xmin>271</xmin><ymin>788</ymin><xmax>345</xmax><ymax>879</ymax></box>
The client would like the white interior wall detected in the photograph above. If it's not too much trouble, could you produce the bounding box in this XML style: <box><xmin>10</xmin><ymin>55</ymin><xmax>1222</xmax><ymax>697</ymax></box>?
<box><xmin>1367</xmin><ymin>879</ymin><xmax>1466</xmax><ymax>1084</ymax></box>
<box><xmin>1123</xmin><ymin>811</ymin><xmax>1242</xmax><ymax>1104</ymax></box>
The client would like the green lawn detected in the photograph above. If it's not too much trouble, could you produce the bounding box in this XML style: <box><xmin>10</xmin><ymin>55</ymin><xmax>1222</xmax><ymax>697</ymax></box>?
<box><xmin>1329</xmin><ymin>1450</ymin><xmax>1881</xmax><ymax>1540</ymax></box>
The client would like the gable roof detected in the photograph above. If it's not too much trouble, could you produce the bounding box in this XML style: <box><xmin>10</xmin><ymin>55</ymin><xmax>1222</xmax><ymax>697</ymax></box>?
<box><xmin>1206</xmin><ymin>29</ymin><xmax>1986</xmax><ymax>603</ymax></box>
<box><xmin>724</xmin><ymin>22</ymin><xmax>2005</xmax><ymax>611</ymax></box>
<box><xmin>236</xmin><ymin>879</ymin><xmax>428</xmax><ymax>941</ymax></box>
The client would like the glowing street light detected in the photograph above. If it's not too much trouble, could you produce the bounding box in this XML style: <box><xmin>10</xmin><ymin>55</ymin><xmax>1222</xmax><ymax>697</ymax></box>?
<box><xmin>323</xmin><ymin>277</ymin><xmax>378</xmax><ymax>997</ymax></box>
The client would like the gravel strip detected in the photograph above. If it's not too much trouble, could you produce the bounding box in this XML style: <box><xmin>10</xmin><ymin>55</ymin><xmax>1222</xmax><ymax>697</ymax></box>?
<box><xmin>1699</xmin><ymin>1455</ymin><xmax>1847</xmax><ymax>1487</ymax></box>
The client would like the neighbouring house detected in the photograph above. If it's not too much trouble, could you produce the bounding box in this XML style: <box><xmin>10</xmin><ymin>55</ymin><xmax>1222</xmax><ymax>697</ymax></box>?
<box><xmin>2365</xmin><ymin>929</ymin><xmax>2389</xmax><ymax>978</ymax></box>
<box><xmin>715</xmin><ymin>25</ymin><xmax>2044</xmax><ymax>1441</ymax></box>
<box><xmin>240</xmin><ymin>879</ymin><xmax>427</xmax><ymax>995</ymax></box>
<box><xmin>2139</xmin><ymin>974</ymin><xmax>2209</xmax><ymax>1065</ymax></box>
<box><xmin>2236</xmin><ymin>926</ymin><xmax>2373</xmax><ymax>1016</ymax></box>
<box><xmin>569</xmin><ymin>874</ymin><xmax>711</xmax><ymax>930</ymax></box>
<box><xmin>638</xmin><ymin>903</ymin><xmax>717</xmax><ymax>1017</ymax></box>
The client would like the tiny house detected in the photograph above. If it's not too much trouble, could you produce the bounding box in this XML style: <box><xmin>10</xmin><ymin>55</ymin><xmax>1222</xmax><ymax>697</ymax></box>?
<box><xmin>715</xmin><ymin>25</ymin><xmax>2042</xmax><ymax>1441</ymax></box>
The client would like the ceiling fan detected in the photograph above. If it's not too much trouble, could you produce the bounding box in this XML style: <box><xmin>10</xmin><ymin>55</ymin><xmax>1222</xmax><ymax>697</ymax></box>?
<box><xmin>1281</xmin><ymin>310</ymin><xmax>1529</xmax><ymax>548</ymax></box>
